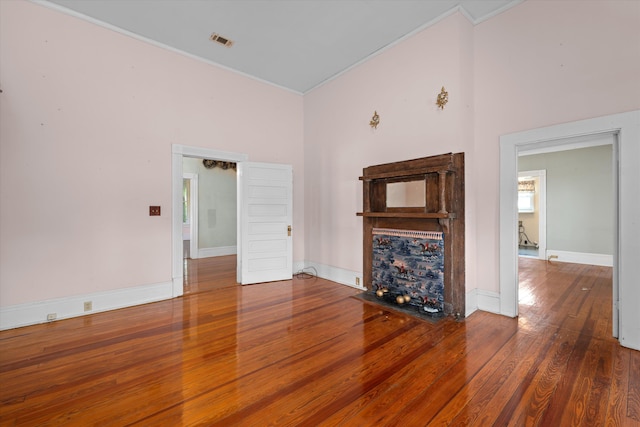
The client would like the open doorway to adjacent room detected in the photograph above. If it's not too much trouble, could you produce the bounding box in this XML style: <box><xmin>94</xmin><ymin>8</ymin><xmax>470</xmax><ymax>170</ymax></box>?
<box><xmin>517</xmin><ymin>170</ymin><xmax>546</xmax><ymax>259</ymax></box>
<box><xmin>497</xmin><ymin>111</ymin><xmax>640</xmax><ymax>350</ymax></box>
<box><xmin>181</xmin><ymin>156</ymin><xmax>238</xmax><ymax>294</ymax></box>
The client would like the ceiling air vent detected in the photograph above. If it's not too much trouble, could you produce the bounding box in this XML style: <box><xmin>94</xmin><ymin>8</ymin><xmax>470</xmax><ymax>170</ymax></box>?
<box><xmin>210</xmin><ymin>33</ymin><xmax>234</xmax><ymax>48</ymax></box>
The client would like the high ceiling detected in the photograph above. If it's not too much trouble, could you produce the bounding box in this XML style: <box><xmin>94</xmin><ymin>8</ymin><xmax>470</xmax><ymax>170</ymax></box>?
<box><xmin>43</xmin><ymin>0</ymin><xmax>522</xmax><ymax>94</ymax></box>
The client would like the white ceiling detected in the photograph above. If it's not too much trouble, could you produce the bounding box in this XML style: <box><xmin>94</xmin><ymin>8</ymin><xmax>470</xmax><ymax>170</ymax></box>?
<box><xmin>42</xmin><ymin>0</ymin><xmax>522</xmax><ymax>94</ymax></box>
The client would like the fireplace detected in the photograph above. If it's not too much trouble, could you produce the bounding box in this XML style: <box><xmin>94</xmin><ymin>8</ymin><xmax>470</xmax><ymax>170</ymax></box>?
<box><xmin>372</xmin><ymin>228</ymin><xmax>444</xmax><ymax>315</ymax></box>
<box><xmin>358</xmin><ymin>153</ymin><xmax>465</xmax><ymax>318</ymax></box>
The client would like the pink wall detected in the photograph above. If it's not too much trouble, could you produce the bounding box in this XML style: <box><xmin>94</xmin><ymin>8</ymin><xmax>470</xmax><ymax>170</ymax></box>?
<box><xmin>304</xmin><ymin>12</ymin><xmax>476</xmax><ymax>288</ymax></box>
<box><xmin>0</xmin><ymin>1</ymin><xmax>303</xmax><ymax>307</ymax></box>
<box><xmin>473</xmin><ymin>0</ymin><xmax>640</xmax><ymax>292</ymax></box>
<box><xmin>304</xmin><ymin>1</ymin><xmax>640</xmax><ymax>294</ymax></box>
<box><xmin>2</xmin><ymin>0</ymin><xmax>638</xmax><ymax>313</ymax></box>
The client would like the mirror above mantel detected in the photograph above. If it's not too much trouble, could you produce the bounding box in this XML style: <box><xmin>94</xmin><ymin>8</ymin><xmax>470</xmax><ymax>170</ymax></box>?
<box><xmin>386</xmin><ymin>179</ymin><xmax>426</xmax><ymax>208</ymax></box>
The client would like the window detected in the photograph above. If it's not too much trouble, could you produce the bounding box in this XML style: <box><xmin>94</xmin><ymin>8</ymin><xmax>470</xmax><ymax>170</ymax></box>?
<box><xmin>518</xmin><ymin>192</ymin><xmax>535</xmax><ymax>213</ymax></box>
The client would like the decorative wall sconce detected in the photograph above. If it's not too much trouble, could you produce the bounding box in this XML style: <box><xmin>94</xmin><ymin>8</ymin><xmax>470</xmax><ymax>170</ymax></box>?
<box><xmin>203</xmin><ymin>159</ymin><xmax>237</xmax><ymax>170</ymax></box>
<box><xmin>369</xmin><ymin>111</ymin><xmax>380</xmax><ymax>129</ymax></box>
<box><xmin>436</xmin><ymin>87</ymin><xmax>449</xmax><ymax>110</ymax></box>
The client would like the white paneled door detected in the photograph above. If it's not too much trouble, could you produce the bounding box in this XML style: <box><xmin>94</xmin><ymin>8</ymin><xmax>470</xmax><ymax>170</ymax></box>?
<box><xmin>237</xmin><ymin>162</ymin><xmax>293</xmax><ymax>285</ymax></box>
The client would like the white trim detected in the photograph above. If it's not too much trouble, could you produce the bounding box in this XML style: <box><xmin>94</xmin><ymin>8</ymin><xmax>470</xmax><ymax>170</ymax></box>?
<box><xmin>172</xmin><ymin>145</ymin><xmax>248</xmax><ymax>293</ymax></box>
<box><xmin>464</xmin><ymin>288</ymin><xmax>500</xmax><ymax>318</ymax></box>
<box><xmin>198</xmin><ymin>246</ymin><xmax>237</xmax><ymax>258</ymax></box>
<box><xmin>0</xmin><ymin>281</ymin><xmax>173</xmax><ymax>330</ymax></box>
<box><xmin>461</xmin><ymin>1</ymin><xmax>524</xmax><ymax>25</ymax></box>
<box><xmin>292</xmin><ymin>261</ymin><xmax>306</xmax><ymax>276</ymax></box>
<box><xmin>173</xmin><ymin>145</ymin><xmax>249</xmax><ymax>162</ymax></box>
<box><xmin>465</xmin><ymin>289</ymin><xmax>478</xmax><ymax>317</ymax></box>
<box><xmin>499</xmin><ymin>110</ymin><xmax>640</xmax><ymax>351</ymax></box>
<box><xmin>518</xmin><ymin>133</ymin><xmax>613</xmax><ymax>156</ymax></box>
<box><xmin>183</xmin><ymin>173</ymin><xmax>199</xmax><ymax>260</ymax></box>
<box><xmin>476</xmin><ymin>290</ymin><xmax>501</xmax><ymax>315</ymax></box>
<box><xmin>172</xmin><ymin>151</ymin><xmax>184</xmax><ymax>297</ymax></box>
<box><xmin>302</xmin><ymin>261</ymin><xmax>366</xmax><ymax>291</ymax></box>
<box><xmin>546</xmin><ymin>250</ymin><xmax>613</xmax><ymax>267</ymax></box>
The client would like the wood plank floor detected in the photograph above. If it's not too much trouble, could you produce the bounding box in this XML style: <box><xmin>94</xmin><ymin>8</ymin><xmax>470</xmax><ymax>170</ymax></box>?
<box><xmin>1</xmin><ymin>257</ymin><xmax>639</xmax><ymax>426</ymax></box>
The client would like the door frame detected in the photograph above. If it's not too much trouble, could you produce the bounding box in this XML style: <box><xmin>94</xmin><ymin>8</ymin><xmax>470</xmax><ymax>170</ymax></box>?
<box><xmin>171</xmin><ymin>145</ymin><xmax>248</xmax><ymax>297</ymax></box>
<box><xmin>499</xmin><ymin>110</ymin><xmax>640</xmax><ymax>350</ymax></box>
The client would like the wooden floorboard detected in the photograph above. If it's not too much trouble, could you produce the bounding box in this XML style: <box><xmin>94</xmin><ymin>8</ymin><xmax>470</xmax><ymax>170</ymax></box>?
<box><xmin>1</xmin><ymin>256</ymin><xmax>638</xmax><ymax>426</ymax></box>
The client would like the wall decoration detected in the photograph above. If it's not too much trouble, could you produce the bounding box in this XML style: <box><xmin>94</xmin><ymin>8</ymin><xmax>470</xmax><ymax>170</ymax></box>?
<box><xmin>202</xmin><ymin>159</ymin><xmax>237</xmax><ymax>170</ymax></box>
<box><xmin>436</xmin><ymin>86</ymin><xmax>449</xmax><ymax>110</ymax></box>
<box><xmin>369</xmin><ymin>110</ymin><xmax>380</xmax><ymax>129</ymax></box>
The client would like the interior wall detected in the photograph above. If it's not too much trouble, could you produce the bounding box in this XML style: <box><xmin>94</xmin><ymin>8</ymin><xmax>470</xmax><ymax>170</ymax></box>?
<box><xmin>0</xmin><ymin>0</ymin><xmax>304</xmax><ymax>309</ymax></box>
<box><xmin>303</xmin><ymin>12</ymin><xmax>476</xmax><ymax>289</ymax></box>
<box><xmin>2</xmin><ymin>0</ymin><xmax>639</xmax><ymax>321</ymax></box>
<box><xmin>304</xmin><ymin>0</ymin><xmax>640</xmax><ymax>298</ymax></box>
<box><xmin>473</xmin><ymin>0</ymin><xmax>640</xmax><ymax>293</ymax></box>
<box><xmin>519</xmin><ymin>145</ymin><xmax>613</xmax><ymax>255</ymax></box>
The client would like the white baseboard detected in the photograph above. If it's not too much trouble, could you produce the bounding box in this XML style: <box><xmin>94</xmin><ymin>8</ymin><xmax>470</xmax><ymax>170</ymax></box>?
<box><xmin>546</xmin><ymin>250</ymin><xmax>613</xmax><ymax>267</ymax></box>
<box><xmin>0</xmin><ymin>281</ymin><xmax>173</xmax><ymax>330</ymax></box>
<box><xmin>465</xmin><ymin>289</ymin><xmax>478</xmax><ymax>317</ymax></box>
<box><xmin>476</xmin><ymin>289</ymin><xmax>501</xmax><ymax>314</ymax></box>
<box><xmin>293</xmin><ymin>261</ymin><xmax>306</xmax><ymax>275</ymax></box>
<box><xmin>299</xmin><ymin>261</ymin><xmax>366</xmax><ymax>291</ymax></box>
<box><xmin>197</xmin><ymin>245</ymin><xmax>237</xmax><ymax>258</ymax></box>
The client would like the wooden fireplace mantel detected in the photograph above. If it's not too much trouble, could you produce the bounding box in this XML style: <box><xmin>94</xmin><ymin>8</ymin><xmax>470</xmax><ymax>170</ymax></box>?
<box><xmin>357</xmin><ymin>152</ymin><xmax>465</xmax><ymax>317</ymax></box>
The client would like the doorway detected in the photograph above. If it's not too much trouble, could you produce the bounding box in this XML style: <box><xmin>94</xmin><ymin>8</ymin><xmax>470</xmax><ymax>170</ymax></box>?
<box><xmin>171</xmin><ymin>145</ymin><xmax>295</xmax><ymax>295</ymax></box>
<box><xmin>171</xmin><ymin>145</ymin><xmax>248</xmax><ymax>298</ymax></box>
<box><xmin>517</xmin><ymin>170</ymin><xmax>546</xmax><ymax>260</ymax></box>
<box><xmin>505</xmin><ymin>132</ymin><xmax>617</xmax><ymax>321</ymax></box>
<box><xmin>499</xmin><ymin>110</ymin><xmax>640</xmax><ymax>351</ymax></box>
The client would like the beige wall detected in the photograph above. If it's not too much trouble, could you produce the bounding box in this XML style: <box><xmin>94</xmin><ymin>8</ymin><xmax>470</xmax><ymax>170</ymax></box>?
<box><xmin>519</xmin><ymin>145</ymin><xmax>613</xmax><ymax>255</ymax></box>
<box><xmin>182</xmin><ymin>158</ymin><xmax>237</xmax><ymax>250</ymax></box>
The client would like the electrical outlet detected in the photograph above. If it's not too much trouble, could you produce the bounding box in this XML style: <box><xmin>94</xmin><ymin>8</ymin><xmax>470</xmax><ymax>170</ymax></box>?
<box><xmin>356</xmin><ymin>277</ymin><xmax>360</xmax><ymax>286</ymax></box>
<box><xmin>47</xmin><ymin>313</ymin><xmax>57</xmax><ymax>321</ymax></box>
<box><xmin>84</xmin><ymin>301</ymin><xmax>92</xmax><ymax>312</ymax></box>
<box><xmin>149</xmin><ymin>206</ymin><xmax>161</xmax><ymax>216</ymax></box>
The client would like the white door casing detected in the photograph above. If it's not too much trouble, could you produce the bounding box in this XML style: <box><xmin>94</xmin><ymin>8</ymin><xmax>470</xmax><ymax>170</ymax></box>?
<box><xmin>237</xmin><ymin>162</ymin><xmax>293</xmax><ymax>285</ymax></box>
<box><xmin>183</xmin><ymin>173</ymin><xmax>199</xmax><ymax>259</ymax></box>
<box><xmin>499</xmin><ymin>110</ymin><xmax>640</xmax><ymax>351</ymax></box>
<box><xmin>172</xmin><ymin>145</ymin><xmax>249</xmax><ymax>296</ymax></box>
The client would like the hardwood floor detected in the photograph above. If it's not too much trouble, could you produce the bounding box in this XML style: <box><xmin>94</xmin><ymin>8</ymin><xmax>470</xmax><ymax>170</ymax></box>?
<box><xmin>1</xmin><ymin>256</ymin><xmax>638</xmax><ymax>426</ymax></box>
